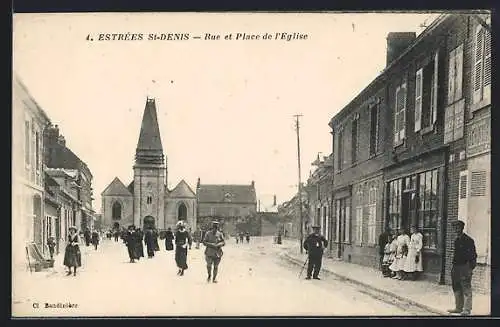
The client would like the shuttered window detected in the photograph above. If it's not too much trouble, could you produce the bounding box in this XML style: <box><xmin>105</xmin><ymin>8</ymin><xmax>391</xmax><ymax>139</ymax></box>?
<box><xmin>459</xmin><ymin>174</ymin><xmax>467</xmax><ymax>199</ymax></box>
<box><xmin>394</xmin><ymin>83</ymin><xmax>407</xmax><ymax>146</ymax></box>
<box><xmin>472</xmin><ymin>22</ymin><xmax>491</xmax><ymax>106</ymax></box>
<box><xmin>355</xmin><ymin>206</ymin><xmax>363</xmax><ymax>245</ymax></box>
<box><xmin>414</xmin><ymin>69</ymin><xmax>423</xmax><ymax>132</ymax></box>
<box><xmin>367</xmin><ymin>186</ymin><xmax>377</xmax><ymax>245</ymax></box>
<box><xmin>470</xmin><ymin>171</ymin><xmax>487</xmax><ymax>197</ymax></box>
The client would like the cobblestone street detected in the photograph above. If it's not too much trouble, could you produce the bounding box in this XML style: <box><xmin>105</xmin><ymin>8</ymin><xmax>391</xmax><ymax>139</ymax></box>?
<box><xmin>12</xmin><ymin>237</ymin><xmax>421</xmax><ymax>317</ymax></box>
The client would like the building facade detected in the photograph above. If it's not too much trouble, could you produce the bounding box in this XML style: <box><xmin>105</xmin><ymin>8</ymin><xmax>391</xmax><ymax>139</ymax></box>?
<box><xmin>44</xmin><ymin>125</ymin><xmax>96</xmax><ymax>233</ymax></box>
<box><xmin>12</xmin><ymin>73</ymin><xmax>51</xmax><ymax>269</ymax></box>
<box><xmin>101</xmin><ymin>98</ymin><xmax>197</xmax><ymax>231</ymax></box>
<box><xmin>325</xmin><ymin>13</ymin><xmax>490</xmax><ymax>290</ymax></box>
<box><xmin>196</xmin><ymin>180</ymin><xmax>257</xmax><ymax>235</ymax></box>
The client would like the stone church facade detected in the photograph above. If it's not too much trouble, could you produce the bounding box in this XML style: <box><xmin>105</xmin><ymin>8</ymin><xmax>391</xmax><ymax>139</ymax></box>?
<box><xmin>101</xmin><ymin>98</ymin><xmax>196</xmax><ymax>231</ymax></box>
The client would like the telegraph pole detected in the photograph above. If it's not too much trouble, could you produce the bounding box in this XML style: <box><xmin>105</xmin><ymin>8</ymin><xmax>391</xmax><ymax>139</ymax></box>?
<box><xmin>294</xmin><ymin>114</ymin><xmax>304</xmax><ymax>254</ymax></box>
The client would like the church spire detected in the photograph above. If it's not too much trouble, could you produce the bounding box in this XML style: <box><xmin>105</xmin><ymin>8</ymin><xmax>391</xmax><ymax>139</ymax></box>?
<box><xmin>135</xmin><ymin>97</ymin><xmax>165</xmax><ymax>165</ymax></box>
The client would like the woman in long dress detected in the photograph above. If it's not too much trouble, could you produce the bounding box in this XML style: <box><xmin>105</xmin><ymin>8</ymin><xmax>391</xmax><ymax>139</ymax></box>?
<box><xmin>389</xmin><ymin>229</ymin><xmax>410</xmax><ymax>280</ymax></box>
<box><xmin>403</xmin><ymin>226</ymin><xmax>424</xmax><ymax>280</ymax></box>
<box><xmin>63</xmin><ymin>226</ymin><xmax>82</xmax><ymax>276</ymax></box>
<box><xmin>165</xmin><ymin>227</ymin><xmax>174</xmax><ymax>251</ymax></box>
<box><xmin>174</xmin><ymin>221</ymin><xmax>192</xmax><ymax>276</ymax></box>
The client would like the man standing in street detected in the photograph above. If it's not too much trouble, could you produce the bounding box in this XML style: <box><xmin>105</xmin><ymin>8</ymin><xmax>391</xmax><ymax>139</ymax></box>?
<box><xmin>378</xmin><ymin>230</ymin><xmax>390</xmax><ymax>271</ymax></box>
<box><xmin>303</xmin><ymin>225</ymin><xmax>328</xmax><ymax>280</ymax></box>
<box><xmin>203</xmin><ymin>221</ymin><xmax>225</xmax><ymax>283</ymax></box>
<box><xmin>448</xmin><ymin>220</ymin><xmax>477</xmax><ymax>316</ymax></box>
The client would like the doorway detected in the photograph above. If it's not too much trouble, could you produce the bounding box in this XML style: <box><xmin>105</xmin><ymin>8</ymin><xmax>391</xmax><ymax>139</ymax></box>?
<box><xmin>143</xmin><ymin>216</ymin><xmax>155</xmax><ymax>230</ymax></box>
<box><xmin>402</xmin><ymin>191</ymin><xmax>417</xmax><ymax>233</ymax></box>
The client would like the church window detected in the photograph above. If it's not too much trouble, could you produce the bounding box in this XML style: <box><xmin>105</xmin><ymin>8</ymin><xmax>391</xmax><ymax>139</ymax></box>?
<box><xmin>147</xmin><ymin>196</ymin><xmax>152</xmax><ymax>205</ymax></box>
<box><xmin>112</xmin><ymin>202</ymin><xmax>122</xmax><ymax>220</ymax></box>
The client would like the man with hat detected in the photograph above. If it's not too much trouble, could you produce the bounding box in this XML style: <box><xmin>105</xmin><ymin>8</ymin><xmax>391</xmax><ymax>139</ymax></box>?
<box><xmin>202</xmin><ymin>221</ymin><xmax>225</xmax><ymax>283</ymax></box>
<box><xmin>303</xmin><ymin>225</ymin><xmax>328</xmax><ymax>280</ymax></box>
<box><xmin>125</xmin><ymin>225</ymin><xmax>139</xmax><ymax>263</ymax></box>
<box><xmin>448</xmin><ymin>220</ymin><xmax>477</xmax><ymax>316</ymax></box>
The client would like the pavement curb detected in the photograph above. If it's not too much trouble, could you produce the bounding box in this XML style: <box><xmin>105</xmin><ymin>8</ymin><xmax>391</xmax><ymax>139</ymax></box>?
<box><xmin>280</xmin><ymin>252</ymin><xmax>448</xmax><ymax>316</ymax></box>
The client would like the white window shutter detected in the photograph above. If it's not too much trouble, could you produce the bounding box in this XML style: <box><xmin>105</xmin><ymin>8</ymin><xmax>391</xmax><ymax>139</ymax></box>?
<box><xmin>394</xmin><ymin>86</ymin><xmax>400</xmax><ymax>145</ymax></box>
<box><xmin>483</xmin><ymin>29</ymin><xmax>491</xmax><ymax>103</ymax></box>
<box><xmin>432</xmin><ymin>51</ymin><xmax>439</xmax><ymax>125</ymax></box>
<box><xmin>455</xmin><ymin>44</ymin><xmax>464</xmax><ymax>102</ymax></box>
<box><xmin>447</xmin><ymin>48</ymin><xmax>456</xmax><ymax>105</ymax></box>
<box><xmin>400</xmin><ymin>83</ymin><xmax>407</xmax><ymax>140</ymax></box>
<box><xmin>473</xmin><ymin>25</ymin><xmax>485</xmax><ymax>104</ymax></box>
<box><xmin>458</xmin><ymin>170</ymin><xmax>469</xmax><ymax>233</ymax></box>
<box><xmin>414</xmin><ymin>68</ymin><xmax>423</xmax><ymax>132</ymax></box>
<box><xmin>356</xmin><ymin>206</ymin><xmax>363</xmax><ymax>245</ymax></box>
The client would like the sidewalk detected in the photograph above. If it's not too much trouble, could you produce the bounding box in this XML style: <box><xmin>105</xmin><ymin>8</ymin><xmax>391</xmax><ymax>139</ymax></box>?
<box><xmin>277</xmin><ymin>239</ymin><xmax>490</xmax><ymax>316</ymax></box>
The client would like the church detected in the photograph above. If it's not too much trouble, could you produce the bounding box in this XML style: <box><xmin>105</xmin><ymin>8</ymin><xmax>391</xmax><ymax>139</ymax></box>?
<box><xmin>101</xmin><ymin>98</ymin><xmax>197</xmax><ymax>231</ymax></box>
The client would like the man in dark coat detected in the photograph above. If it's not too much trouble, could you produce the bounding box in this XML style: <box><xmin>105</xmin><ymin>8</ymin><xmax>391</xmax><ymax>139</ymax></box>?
<box><xmin>153</xmin><ymin>229</ymin><xmax>160</xmax><ymax>251</ymax></box>
<box><xmin>165</xmin><ymin>227</ymin><xmax>174</xmax><ymax>251</ymax></box>
<box><xmin>144</xmin><ymin>229</ymin><xmax>156</xmax><ymax>258</ymax></box>
<box><xmin>135</xmin><ymin>228</ymin><xmax>145</xmax><ymax>260</ymax></box>
<box><xmin>84</xmin><ymin>229</ymin><xmax>91</xmax><ymax>246</ymax></box>
<box><xmin>303</xmin><ymin>225</ymin><xmax>328</xmax><ymax>280</ymax></box>
<box><xmin>447</xmin><ymin>220</ymin><xmax>477</xmax><ymax>316</ymax></box>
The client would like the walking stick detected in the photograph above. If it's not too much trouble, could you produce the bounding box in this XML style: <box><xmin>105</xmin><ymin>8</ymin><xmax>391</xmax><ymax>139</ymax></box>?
<box><xmin>298</xmin><ymin>256</ymin><xmax>308</xmax><ymax>279</ymax></box>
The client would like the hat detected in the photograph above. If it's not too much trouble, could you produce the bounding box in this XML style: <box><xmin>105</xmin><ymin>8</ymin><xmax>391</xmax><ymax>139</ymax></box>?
<box><xmin>212</xmin><ymin>221</ymin><xmax>220</xmax><ymax>225</ymax></box>
<box><xmin>453</xmin><ymin>220</ymin><xmax>465</xmax><ymax>228</ymax></box>
<box><xmin>69</xmin><ymin>226</ymin><xmax>77</xmax><ymax>231</ymax></box>
<box><xmin>312</xmin><ymin>225</ymin><xmax>321</xmax><ymax>229</ymax></box>
<box><xmin>176</xmin><ymin>221</ymin><xmax>185</xmax><ymax>228</ymax></box>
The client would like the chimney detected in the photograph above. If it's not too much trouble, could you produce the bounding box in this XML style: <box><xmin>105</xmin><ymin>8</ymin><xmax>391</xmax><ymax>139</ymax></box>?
<box><xmin>273</xmin><ymin>195</ymin><xmax>277</xmax><ymax>206</ymax></box>
<box><xmin>251</xmin><ymin>180</ymin><xmax>255</xmax><ymax>188</ymax></box>
<box><xmin>196</xmin><ymin>178</ymin><xmax>200</xmax><ymax>189</ymax></box>
<box><xmin>386</xmin><ymin>32</ymin><xmax>416</xmax><ymax>67</ymax></box>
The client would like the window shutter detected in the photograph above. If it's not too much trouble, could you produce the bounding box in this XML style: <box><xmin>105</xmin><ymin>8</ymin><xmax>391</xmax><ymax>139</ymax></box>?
<box><xmin>393</xmin><ymin>86</ymin><xmax>400</xmax><ymax>145</ymax></box>
<box><xmin>448</xmin><ymin>48</ymin><xmax>456</xmax><ymax>105</ymax></box>
<box><xmin>414</xmin><ymin>68</ymin><xmax>423</xmax><ymax>132</ymax></box>
<box><xmin>455</xmin><ymin>44</ymin><xmax>464</xmax><ymax>102</ymax></box>
<box><xmin>473</xmin><ymin>25</ymin><xmax>485</xmax><ymax>104</ymax></box>
<box><xmin>400</xmin><ymin>83</ymin><xmax>407</xmax><ymax>141</ymax></box>
<box><xmin>444</xmin><ymin>104</ymin><xmax>454</xmax><ymax>143</ymax></box>
<box><xmin>356</xmin><ymin>206</ymin><xmax>363</xmax><ymax>245</ymax></box>
<box><xmin>432</xmin><ymin>51</ymin><xmax>439</xmax><ymax>125</ymax></box>
<box><xmin>483</xmin><ymin>29</ymin><xmax>491</xmax><ymax>102</ymax></box>
<box><xmin>335</xmin><ymin>202</ymin><xmax>340</xmax><ymax>242</ymax></box>
<box><xmin>345</xmin><ymin>205</ymin><xmax>351</xmax><ymax>243</ymax></box>
<box><xmin>454</xmin><ymin>99</ymin><xmax>465</xmax><ymax>140</ymax></box>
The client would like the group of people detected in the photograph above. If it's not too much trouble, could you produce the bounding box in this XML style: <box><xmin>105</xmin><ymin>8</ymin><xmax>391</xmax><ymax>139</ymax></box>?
<box><xmin>235</xmin><ymin>231</ymin><xmax>250</xmax><ymax>244</ymax></box>
<box><xmin>121</xmin><ymin>220</ymin><xmax>226</xmax><ymax>283</ymax></box>
<box><xmin>380</xmin><ymin>226</ymin><xmax>424</xmax><ymax>281</ymax></box>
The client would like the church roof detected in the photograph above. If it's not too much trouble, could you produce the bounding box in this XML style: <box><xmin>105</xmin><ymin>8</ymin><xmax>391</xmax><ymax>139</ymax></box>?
<box><xmin>197</xmin><ymin>184</ymin><xmax>256</xmax><ymax>204</ymax></box>
<box><xmin>135</xmin><ymin>98</ymin><xmax>164</xmax><ymax>165</ymax></box>
<box><xmin>169</xmin><ymin>180</ymin><xmax>196</xmax><ymax>198</ymax></box>
<box><xmin>102</xmin><ymin>177</ymin><xmax>133</xmax><ymax>196</ymax></box>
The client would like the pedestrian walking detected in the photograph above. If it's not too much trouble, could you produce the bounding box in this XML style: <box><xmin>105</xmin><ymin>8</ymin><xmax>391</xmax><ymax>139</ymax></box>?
<box><xmin>135</xmin><ymin>228</ymin><xmax>145</xmax><ymax>260</ymax></box>
<box><xmin>84</xmin><ymin>229</ymin><xmax>91</xmax><ymax>247</ymax></box>
<box><xmin>63</xmin><ymin>226</ymin><xmax>82</xmax><ymax>276</ymax></box>
<box><xmin>447</xmin><ymin>220</ymin><xmax>477</xmax><ymax>316</ymax></box>
<box><xmin>187</xmin><ymin>228</ymin><xmax>193</xmax><ymax>250</ymax></box>
<box><xmin>203</xmin><ymin>221</ymin><xmax>225</xmax><ymax>283</ymax></box>
<box><xmin>239</xmin><ymin>232</ymin><xmax>244</xmax><ymax>244</ymax></box>
<box><xmin>144</xmin><ymin>229</ymin><xmax>156</xmax><ymax>258</ymax></box>
<box><xmin>245</xmin><ymin>232</ymin><xmax>250</xmax><ymax>244</ymax></box>
<box><xmin>125</xmin><ymin>225</ymin><xmax>139</xmax><ymax>263</ymax></box>
<box><xmin>114</xmin><ymin>230</ymin><xmax>120</xmax><ymax>242</ymax></box>
<box><xmin>47</xmin><ymin>236</ymin><xmax>56</xmax><ymax>260</ymax></box>
<box><xmin>153</xmin><ymin>229</ymin><xmax>160</xmax><ymax>252</ymax></box>
<box><xmin>175</xmin><ymin>221</ymin><xmax>193</xmax><ymax>276</ymax></box>
<box><xmin>303</xmin><ymin>225</ymin><xmax>328</xmax><ymax>280</ymax></box>
<box><xmin>389</xmin><ymin>229</ymin><xmax>410</xmax><ymax>280</ymax></box>
<box><xmin>91</xmin><ymin>230</ymin><xmax>100</xmax><ymax>250</ymax></box>
<box><xmin>165</xmin><ymin>227</ymin><xmax>174</xmax><ymax>251</ymax></box>
<box><xmin>403</xmin><ymin>226</ymin><xmax>424</xmax><ymax>280</ymax></box>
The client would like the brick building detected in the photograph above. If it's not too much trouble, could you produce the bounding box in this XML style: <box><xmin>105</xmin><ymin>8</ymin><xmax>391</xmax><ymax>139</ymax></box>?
<box><xmin>196</xmin><ymin>180</ymin><xmax>257</xmax><ymax>235</ymax></box>
<box><xmin>12</xmin><ymin>73</ymin><xmax>51</xmax><ymax>268</ymax></box>
<box><xmin>326</xmin><ymin>13</ymin><xmax>490</xmax><ymax>290</ymax></box>
<box><xmin>277</xmin><ymin>187</ymin><xmax>308</xmax><ymax>240</ymax></box>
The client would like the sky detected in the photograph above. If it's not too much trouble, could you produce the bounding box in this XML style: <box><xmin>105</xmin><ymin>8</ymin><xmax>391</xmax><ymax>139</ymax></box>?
<box><xmin>13</xmin><ymin>12</ymin><xmax>439</xmax><ymax>213</ymax></box>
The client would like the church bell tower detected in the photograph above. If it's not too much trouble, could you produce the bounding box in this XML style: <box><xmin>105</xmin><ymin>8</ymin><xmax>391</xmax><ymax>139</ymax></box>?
<box><xmin>133</xmin><ymin>97</ymin><xmax>167</xmax><ymax>230</ymax></box>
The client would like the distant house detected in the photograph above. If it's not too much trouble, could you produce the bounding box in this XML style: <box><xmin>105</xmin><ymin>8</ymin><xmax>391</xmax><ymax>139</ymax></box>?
<box><xmin>196</xmin><ymin>179</ymin><xmax>257</xmax><ymax>235</ymax></box>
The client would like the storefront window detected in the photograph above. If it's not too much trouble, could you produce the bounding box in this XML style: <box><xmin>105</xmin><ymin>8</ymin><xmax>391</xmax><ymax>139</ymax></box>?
<box><xmin>418</xmin><ymin>169</ymin><xmax>439</xmax><ymax>249</ymax></box>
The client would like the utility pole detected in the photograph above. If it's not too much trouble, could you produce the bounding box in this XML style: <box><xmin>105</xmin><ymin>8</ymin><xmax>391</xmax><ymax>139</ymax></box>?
<box><xmin>294</xmin><ymin>114</ymin><xmax>304</xmax><ymax>254</ymax></box>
